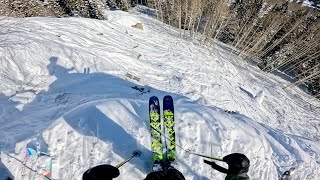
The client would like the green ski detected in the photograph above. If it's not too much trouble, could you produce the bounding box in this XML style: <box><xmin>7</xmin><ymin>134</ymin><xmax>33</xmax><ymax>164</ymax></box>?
<box><xmin>163</xmin><ymin>95</ymin><xmax>176</xmax><ymax>164</ymax></box>
<box><xmin>149</xmin><ymin>96</ymin><xmax>163</xmax><ymax>171</ymax></box>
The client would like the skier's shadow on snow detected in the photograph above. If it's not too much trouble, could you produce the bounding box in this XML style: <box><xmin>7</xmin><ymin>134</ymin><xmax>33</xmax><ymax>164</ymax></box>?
<box><xmin>47</xmin><ymin>56</ymin><xmax>75</xmax><ymax>76</ymax></box>
<box><xmin>0</xmin><ymin>92</ymin><xmax>16</xmax><ymax>179</ymax></box>
<box><xmin>63</xmin><ymin>103</ymin><xmax>149</xmax><ymax>173</ymax></box>
<box><xmin>46</xmin><ymin>57</ymin><xmax>211</xmax><ymax>178</ymax></box>
<box><xmin>0</xmin><ymin>160</ymin><xmax>13</xmax><ymax>180</ymax></box>
<box><xmin>2</xmin><ymin>56</ymin><xmax>208</xmax><ymax>178</ymax></box>
<box><xmin>46</xmin><ymin>56</ymin><xmax>153</xmax><ymax>174</ymax></box>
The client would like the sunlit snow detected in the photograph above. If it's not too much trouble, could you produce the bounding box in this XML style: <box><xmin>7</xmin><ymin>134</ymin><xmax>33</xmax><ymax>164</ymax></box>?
<box><xmin>0</xmin><ymin>7</ymin><xmax>319</xmax><ymax>180</ymax></box>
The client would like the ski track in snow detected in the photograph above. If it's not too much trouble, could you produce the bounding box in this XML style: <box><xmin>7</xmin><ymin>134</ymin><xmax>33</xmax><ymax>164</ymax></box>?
<box><xmin>0</xmin><ymin>6</ymin><xmax>320</xmax><ymax>179</ymax></box>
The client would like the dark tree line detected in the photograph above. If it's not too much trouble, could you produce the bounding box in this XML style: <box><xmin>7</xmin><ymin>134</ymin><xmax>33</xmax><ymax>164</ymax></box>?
<box><xmin>0</xmin><ymin>0</ymin><xmax>107</xmax><ymax>19</ymax></box>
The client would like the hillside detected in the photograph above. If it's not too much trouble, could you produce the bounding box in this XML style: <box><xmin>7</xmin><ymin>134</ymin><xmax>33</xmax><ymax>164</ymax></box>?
<box><xmin>0</xmin><ymin>7</ymin><xmax>320</xmax><ymax>179</ymax></box>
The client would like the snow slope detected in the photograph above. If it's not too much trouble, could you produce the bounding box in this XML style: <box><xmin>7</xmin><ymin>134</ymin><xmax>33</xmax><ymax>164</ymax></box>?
<box><xmin>0</xmin><ymin>7</ymin><xmax>320</xmax><ymax>179</ymax></box>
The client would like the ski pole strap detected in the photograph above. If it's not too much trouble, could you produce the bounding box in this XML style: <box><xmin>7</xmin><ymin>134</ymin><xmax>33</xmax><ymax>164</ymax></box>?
<box><xmin>186</xmin><ymin>151</ymin><xmax>224</xmax><ymax>162</ymax></box>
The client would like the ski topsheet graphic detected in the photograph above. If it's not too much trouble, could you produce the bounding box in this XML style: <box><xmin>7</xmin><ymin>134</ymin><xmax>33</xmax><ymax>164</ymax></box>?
<box><xmin>163</xmin><ymin>95</ymin><xmax>176</xmax><ymax>164</ymax></box>
<box><xmin>149</xmin><ymin>96</ymin><xmax>163</xmax><ymax>171</ymax></box>
<box><xmin>149</xmin><ymin>95</ymin><xmax>176</xmax><ymax>172</ymax></box>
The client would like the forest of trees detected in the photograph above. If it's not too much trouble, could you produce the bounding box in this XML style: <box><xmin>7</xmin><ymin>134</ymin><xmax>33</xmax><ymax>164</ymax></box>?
<box><xmin>147</xmin><ymin>0</ymin><xmax>320</xmax><ymax>98</ymax></box>
<box><xmin>0</xmin><ymin>0</ymin><xmax>108</xmax><ymax>19</ymax></box>
<box><xmin>0</xmin><ymin>0</ymin><xmax>319</xmax><ymax>98</ymax></box>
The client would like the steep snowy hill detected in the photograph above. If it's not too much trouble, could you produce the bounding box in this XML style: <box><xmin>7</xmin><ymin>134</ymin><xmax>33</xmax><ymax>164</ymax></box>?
<box><xmin>0</xmin><ymin>7</ymin><xmax>320</xmax><ymax>179</ymax></box>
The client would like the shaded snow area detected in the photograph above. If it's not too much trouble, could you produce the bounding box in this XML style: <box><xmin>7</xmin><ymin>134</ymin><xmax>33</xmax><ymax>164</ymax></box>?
<box><xmin>1</xmin><ymin>7</ymin><xmax>320</xmax><ymax>180</ymax></box>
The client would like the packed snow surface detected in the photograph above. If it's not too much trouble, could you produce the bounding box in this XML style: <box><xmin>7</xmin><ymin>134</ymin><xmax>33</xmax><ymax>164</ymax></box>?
<box><xmin>0</xmin><ymin>7</ymin><xmax>320</xmax><ymax>180</ymax></box>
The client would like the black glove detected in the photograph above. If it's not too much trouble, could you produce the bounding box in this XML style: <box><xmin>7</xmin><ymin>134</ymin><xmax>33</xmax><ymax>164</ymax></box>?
<box><xmin>166</xmin><ymin>167</ymin><xmax>186</xmax><ymax>180</ymax></box>
<box><xmin>203</xmin><ymin>159</ymin><xmax>217</xmax><ymax>166</ymax></box>
<box><xmin>222</xmin><ymin>153</ymin><xmax>250</xmax><ymax>173</ymax></box>
<box><xmin>82</xmin><ymin>164</ymin><xmax>120</xmax><ymax>180</ymax></box>
<box><xmin>204</xmin><ymin>159</ymin><xmax>229</xmax><ymax>174</ymax></box>
<box><xmin>144</xmin><ymin>171</ymin><xmax>164</xmax><ymax>180</ymax></box>
<box><xmin>223</xmin><ymin>153</ymin><xmax>248</xmax><ymax>164</ymax></box>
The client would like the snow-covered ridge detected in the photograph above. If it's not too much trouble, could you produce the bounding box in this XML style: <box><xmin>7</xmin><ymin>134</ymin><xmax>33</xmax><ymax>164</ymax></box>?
<box><xmin>0</xmin><ymin>8</ymin><xmax>319</xmax><ymax>179</ymax></box>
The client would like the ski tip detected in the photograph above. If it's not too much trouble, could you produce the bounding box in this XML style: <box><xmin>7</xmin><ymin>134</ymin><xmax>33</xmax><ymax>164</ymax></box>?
<box><xmin>163</xmin><ymin>95</ymin><xmax>173</xmax><ymax>99</ymax></box>
<box><xmin>133</xmin><ymin>150</ymin><xmax>142</xmax><ymax>157</ymax></box>
<box><xmin>149</xmin><ymin>96</ymin><xmax>160</xmax><ymax>103</ymax></box>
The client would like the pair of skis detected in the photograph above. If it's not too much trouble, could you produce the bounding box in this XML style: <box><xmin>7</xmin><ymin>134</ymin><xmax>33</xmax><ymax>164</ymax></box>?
<box><xmin>149</xmin><ymin>95</ymin><xmax>176</xmax><ymax>172</ymax></box>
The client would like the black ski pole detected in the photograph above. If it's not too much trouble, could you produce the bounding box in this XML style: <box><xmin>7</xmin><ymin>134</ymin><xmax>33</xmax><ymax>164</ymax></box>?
<box><xmin>6</xmin><ymin>153</ymin><xmax>52</xmax><ymax>180</ymax></box>
<box><xmin>115</xmin><ymin>150</ymin><xmax>142</xmax><ymax>168</ymax></box>
<box><xmin>186</xmin><ymin>151</ymin><xmax>224</xmax><ymax>162</ymax></box>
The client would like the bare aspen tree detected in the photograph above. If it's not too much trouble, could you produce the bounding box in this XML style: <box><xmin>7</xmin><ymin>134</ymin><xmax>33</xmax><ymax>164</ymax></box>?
<box><xmin>186</xmin><ymin>0</ymin><xmax>195</xmax><ymax>38</ymax></box>
<box><xmin>187</xmin><ymin>0</ymin><xmax>203</xmax><ymax>39</ymax></box>
<box><xmin>164</xmin><ymin>0</ymin><xmax>170</xmax><ymax>25</ymax></box>
<box><xmin>152</xmin><ymin>0</ymin><xmax>159</xmax><ymax>20</ymax></box>
<box><xmin>201</xmin><ymin>3</ymin><xmax>215</xmax><ymax>45</ymax></box>
<box><xmin>249</xmin><ymin>14</ymin><xmax>290</xmax><ymax>58</ymax></box>
<box><xmin>284</xmin><ymin>52</ymin><xmax>320</xmax><ymax>74</ymax></box>
<box><xmin>182</xmin><ymin>0</ymin><xmax>189</xmax><ymax>38</ymax></box>
<box><xmin>262</xmin><ymin>17</ymin><xmax>320</xmax><ymax>72</ymax></box>
<box><xmin>203</xmin><ymin>0</ymin><xmax>224</xmax><ymax>45</ymax></box>
<box><xmin>158</xmin><ymin>0</ymin><xmax>164</xmax><ymax>22</ymax></box>
<box><xmin>242</xmin><ymin>14</ymin><xmax>288</xmax><ymax>59</ymax></box>
<box><xmin>237</xmin><ymin>20</ymin><xmax>265</xmax><ymax>55</ymax></box>
<box><xmin>259</xmin><ymin>19</ymin><xmax>303</xmax><ymax>59</ymax></box>
<box><xmin>212</xmin><ymin>0</ymin><xmax>233</xmax><ymax>48</ymax></box>
<box><xmin>283</xmin><ymin>20</ymin><xmax>320</xmax><ymax>73</ymax></box>
<box><xmin>208</xmin><ymin>0</ymin><xmax>223</xmax><ymax>41</ymax></box>
<box><xmin>178</xmin><ymin>0</ymin><xmax>182</xmax><ymax>37</ymax></box>
<box><xmin>295</xmin><ymin>63</ymin><xmax>320</xmax><ymax>80</ymax></box>
<box><xmin>230</xmin><ymin>17</ymin><xmax>251</xmax><ymax>48</ymax></box>
<box><xmin>204</xmin><ymin>15</ymin><xmax>216</xmax><ymax>45</ymax></box>
<box><xmin>171</xmin><ymin>0</ymin><xmax>178</xmax><ymax>26</ymax></box>
<box><xmin>285</xmin><ymin>71</ymin><xmax>320</xmax><ymax>89</ymax></box>
<box><xmin>123</xmin><ymin>0</ymin><xmax>130</xmax><ymax>11</ymax></box>
<box><xmin>231</xmin><ymin>2</ymin><xmax>266</xmax><ymax>60</ymax></box>
<box><xmin>193</xmin><ymin>0</ymin><xmax>205</xmax><ymax>40</ymax></box>
<box><xmin>274</xmin><ymin>41</ymin><xmax>319</xmax><ymax>72</ymax></box>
